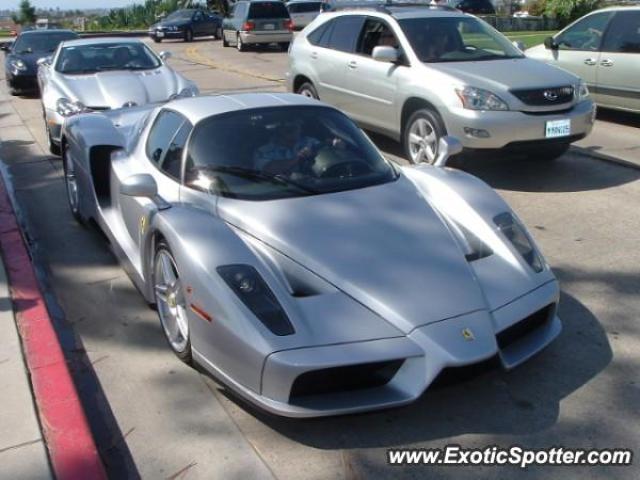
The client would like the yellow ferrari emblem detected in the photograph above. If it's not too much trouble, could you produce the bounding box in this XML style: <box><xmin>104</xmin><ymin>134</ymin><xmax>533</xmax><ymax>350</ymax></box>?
<box><xmin>462</xmin><ymin>328</ymin><xmax>475</xmax><ymax>341</ymax></box>
<box><xmin>139</xmin><ymin>215</ymin><xmax>147</xmax><ymax>234</ymax></box>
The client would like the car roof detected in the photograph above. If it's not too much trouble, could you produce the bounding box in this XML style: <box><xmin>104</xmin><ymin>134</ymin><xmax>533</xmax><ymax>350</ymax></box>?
<box><xmin>596</xmin><ymin>5</ymin><xmax>640</xmax><ymax>12</ymax></box>
<box><xmin>60</xmin><ymin>37</ymin><xmax>145</xmax><ymax>48</ymax></box>
<box><xmin>166</xmin><ymin>93</ymin><xmax>325</xmax><ymax>124</ymax></box>
<box><xmin>324</xmin><ymin>2</ymin><xmax>465</xmax><ymax>19</ymax></box>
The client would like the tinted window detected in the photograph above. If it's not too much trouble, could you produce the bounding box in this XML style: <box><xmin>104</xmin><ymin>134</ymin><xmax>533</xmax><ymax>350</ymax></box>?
<box><xmin>185</xmin><ymin>106</ymin><xmax>397</xmax><ymax>200</ymax></box>
<box><xmin>193</xmin><ymin>11</ymin><xmax>204</xmax><ymax>21</ymax></box>
<box><xmin>12</xmin><ymin>31</ymin><xmax>77</xmax><ymax>54</ymax></box>
<box><xmin>357</xmin><ymin>18</ymin><xmax>399</xmax><ymax>56</ymax></box>
<box><xmin>327</xmin><ymin>16</ymin><xmax>365</xmax><ymax>53</ymax></box>
<box><xmin>56</xmin><ymin>42</ymin><xmax>161</xmax><ymax>74</ymax></box>
<box><xmin>288</xmin><ymin>2</ymin><xmax>321</xmax><ymax>13</ymax></box>
<box><xmin>160</xmin><ymin>121</ymin><xmax>192</xmax><ymax>180</ymax></box>
<box><xmin>556</xmin><ymin>12</ymin><xmax>614</xmax><ymax>51</ymax></box>
<box><xmin>248</xmin><ymin>2</ymin><xmax>290</xmax><ymax>19</ymax></box>
<box><xmin>165</xmin><ymin>10</ymin><xmax>193</xmax><ymax>21</ymax></box>
<box><xmin>601</xmin><ymin>11</ymin><xmax>640</xmax><ymax>53</ymax></box>
<box><xmin>307</xmin><ymin>20</ymin><xmax>333</xmax><ymax>46</ymax></box>
<box><xmin>147</xmin><ymin>110</ymin><xmax>187</xmax><ymax>171</ymax></box>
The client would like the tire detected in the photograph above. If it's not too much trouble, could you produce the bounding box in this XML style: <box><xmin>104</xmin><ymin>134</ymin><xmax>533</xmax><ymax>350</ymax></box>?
<box><xmin>236</xmin><ymin>33</ymin><xmax>246</xmax><ymax>52</ymax></box>
<box><xmin>153</xmin><ymin>36</ymin><xmax>161</xmax><ymax>43</ymax></box>
<box><xmin>154</xmin><ymin>242</ymin><xmax>192</xmax><ymax>364</ymax></box>
<box><xmin>43</xmin><ymin>112</ymin><xmax>61</xmax><ymax>156</ymax></box>
<box><xmin>529</xmin><ymin>143</ymin><xmax>570</xmax><ymax>161</ymax></box>
<box><xmin>184</xmin><ymin>28</ymin><xmax>193</xmax><ymax>42</ymax></box>
<box><xmin>279</xmin><ymin>42</ymin><xmax>290</xmax><ymax>51</ymax></box>
<box><xmin>403</xmin><ymin>107</ymin><xmax>447</xmax><ymax>165</ymax></box>
<box><xmin>222</xmin><ymin>30</ymin><xmax>229</xmax><ymax>47</ymax></box>
<box><xmin>62</xmin><ymin>147</ymin><xmax>83</xmax><ymax>224</ymax></box>
<box><xmin>296</xmin><ymin>81</ymin><xmax>318</xmax><ymax>100</ymax></box>
<box><xmin>215</xmin><ymin>26</ymin><xmax>222</xmax><ymax>40</ymax></box>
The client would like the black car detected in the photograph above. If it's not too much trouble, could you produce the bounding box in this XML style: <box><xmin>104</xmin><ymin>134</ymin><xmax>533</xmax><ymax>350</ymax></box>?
<box><xmin>149</xmin><ymin>9</ymin><xmax>223</xmax><ymax>42</ymax></box>
<box><xmin>2</xmin><ymin>29</ymin><xmax>78</xmax><ymax>95</ymax></box>
<box><xmin>455</xmin><ymin>0</ymin><xmax>495</xmax><ymax>15</ymax></box>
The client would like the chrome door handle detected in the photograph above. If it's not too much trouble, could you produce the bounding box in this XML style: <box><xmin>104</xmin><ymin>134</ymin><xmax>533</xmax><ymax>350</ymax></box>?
<box><xmin>348</xmin><ymin>60</ymin><xmax>358</xmax><ymax>69</ymax></box>
<box><xmin>584</xmin><ymin>58</ymin><xmax>597</xmax><ymax>65</ymax></box>
<box><xmin>600</xmin><ymin>59</ymin><xmax>614</xmax><ymax>67</ymax></box>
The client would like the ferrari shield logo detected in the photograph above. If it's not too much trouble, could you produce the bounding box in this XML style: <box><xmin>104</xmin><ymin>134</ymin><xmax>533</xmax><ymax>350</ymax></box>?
<box><xmin>462</xmin><ymin>328</ymin><xmax>475</xmax><ymax>341</ymax></box>
<box><xmin>139</xmin><ymin>215</ymin><xmax>147</xmax><ymax>234</ymax></box>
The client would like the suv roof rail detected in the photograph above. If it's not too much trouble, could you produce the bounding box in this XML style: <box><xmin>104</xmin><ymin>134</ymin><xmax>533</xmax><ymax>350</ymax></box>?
<box><xmin>323</xmin><ymin>0</ymin><xmax>459</xmax><ymax>13</ymax></box>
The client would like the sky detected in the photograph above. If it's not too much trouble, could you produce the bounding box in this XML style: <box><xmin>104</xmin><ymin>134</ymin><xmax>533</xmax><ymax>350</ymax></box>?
<box><xmin>4</xmin><ymin>0</ymin><xmax>140</xmax><ymax>9</ymax></box>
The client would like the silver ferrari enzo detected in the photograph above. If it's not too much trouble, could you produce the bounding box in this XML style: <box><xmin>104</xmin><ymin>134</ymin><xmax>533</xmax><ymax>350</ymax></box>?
<box><xmin>38</xmin><ymin>37</ymin><xmax>198</xmax><ymax>156</ymax></box>
<box><xmin>61</xmin><ymin>93</ymin><xmax>561</xmax><ymax>417</ymax></box>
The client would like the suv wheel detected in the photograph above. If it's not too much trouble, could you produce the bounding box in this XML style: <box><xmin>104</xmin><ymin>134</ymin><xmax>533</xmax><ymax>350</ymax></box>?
<box><xmin>296</xmin><ymin>81</ymin><xmax>318</xmax><ymax>99</ymax></box>
<box><xmin>184</xmin><ymin>28</ymin><xmax>193</xmax><ymax>42</ymax></box>
<box><xmin>404</xmin><ymin>108</ymin><xmax>446</xmax><ymax>165</ymax></box>
<box><xmin>222</xmin><ymin>30</ymin><xmax>229</xmax><ymax>47</ymax></box>
<box><xmin>236</xmin><ymin>33</ymin><xmax>246</xmax><ymax>51</ymax></box>
<box><xmin>215</xmin><ymin>26</ymin><xmax>222</xmax><ymax>40</ymax></box>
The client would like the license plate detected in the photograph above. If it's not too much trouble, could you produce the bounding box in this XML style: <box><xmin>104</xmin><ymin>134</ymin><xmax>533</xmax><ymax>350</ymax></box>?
<box><xmin>545</xmin><ymin>119</ymin><xmax>571</xmax><ymax>138</ymax></box>
<box><xmin>156</xmin><ymin>31</ymin><xmax>164</xmax><ymax>38</ymax></box>
<box><xmin>263</xmin><ymin>23</ymin><xmax>275</xmax><ymax>30</ymax></box>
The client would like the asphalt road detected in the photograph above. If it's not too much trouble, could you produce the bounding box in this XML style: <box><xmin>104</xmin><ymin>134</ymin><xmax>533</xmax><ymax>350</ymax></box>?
<box><xmin>1</xmin><ymin>37</ymin><xmax>639</xmax><ymax>480</ymax></box>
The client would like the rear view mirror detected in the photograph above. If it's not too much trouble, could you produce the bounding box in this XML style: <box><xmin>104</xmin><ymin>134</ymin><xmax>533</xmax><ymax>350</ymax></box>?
<box><xmin>120</xmin><ymin>174</ymin><xmax>158</xmax><ymax>198</ymax></box>
<box><xmin>372</xmin><ymin>46</ymin><xmax>399</xmax><ymax>64</ymax></box>
<box><xmin>544</xmin><ymin>37</ymin><xmax>558</xmax><ymax>50</ymax></box>
<box><xmin>433</xmin><ymin>136</ymin><xmax>463</xmax><ymax>168</ymax></box>
<box><xmin>512</xmin><ymin>40</ymin><xmax>525</xmax><ymax>52</ymax></box>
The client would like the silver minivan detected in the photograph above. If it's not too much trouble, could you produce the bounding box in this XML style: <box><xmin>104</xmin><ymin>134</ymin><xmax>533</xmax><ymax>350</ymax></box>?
<box><xmin>287</xmin><ymin>4</ymin><xmax>596</xmax><ymax>163</ymax></box>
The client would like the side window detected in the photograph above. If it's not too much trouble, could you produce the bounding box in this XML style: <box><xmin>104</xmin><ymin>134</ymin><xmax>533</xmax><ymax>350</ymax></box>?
<box><xmin>193</xmin><ymin>11</ymin><xmax>204</xmax><ymax>21</ymax></box>
<box><xmin>556</xmin><ymin>12</ymin><xmax>614</xmax><ymax>51</ymax></box>
<box><xmin>327</xmin><ymin>16</ymin><xmax>365</xmax><ymax>53</ymax></box>
<box><xmin>146</xmin><ymin>110</ymin><xmax>186</xmax><ymax>175</ymax></box>
<box><xmin>357</xmin><ymin>18</ymin><xmax>400</xmax><ymax>56</ymax></box>
<box><xmin>307</xmin><ymin>19</ymin><xmax>333</xmax><ymax>47</ymax></box>
<box><xmin>160</xmin><ymin>121</ymin><xmax>192</xmax><ymax>180</ymax></box>
<box><xmin>601</xmin><ymin>11</ymin><xmax>640</xmax><ymax>53</ymax></box>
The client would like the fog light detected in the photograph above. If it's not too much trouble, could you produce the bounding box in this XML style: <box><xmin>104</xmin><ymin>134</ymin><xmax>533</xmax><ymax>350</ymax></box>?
<box><xmin>463</xmin><ymin>127</ymin><xmax>490</xmax><ymax>138</ymax></box>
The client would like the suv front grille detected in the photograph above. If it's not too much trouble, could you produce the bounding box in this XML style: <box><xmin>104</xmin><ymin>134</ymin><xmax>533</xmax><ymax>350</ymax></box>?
<box><xmin>511</xmin><ymin>86</ymin><xmax>574</xmax><ymax>106</ymax></box>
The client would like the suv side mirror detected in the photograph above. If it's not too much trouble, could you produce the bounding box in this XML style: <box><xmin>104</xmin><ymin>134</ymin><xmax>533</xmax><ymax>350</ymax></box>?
<box><xmin>37</xmin><ymin>56</ymin><xmax>52</xmax><ymax>66</ymax></box>
<box><xmin>120</xmin><ymin>174</ymin><xmax>158</xmax><ymax>198</ymax></box>
<box><xmin>433</xmin><ymin>136</ymin><xmax>463</xmax><ymax>167</ymax></box>
<box><xmin>372</xmin><ymin>46</ymin><xmax>399</xmax><ymax>64</ymax></box>
<box><xmin>512</xmin><ymin>40</ymin><xmax>525</xmax><ymax>52</ymax></box>
<box><xmin>544</xmin><ymin>36</ymin><xmax>558</xmax><ymax>50</ymax></box>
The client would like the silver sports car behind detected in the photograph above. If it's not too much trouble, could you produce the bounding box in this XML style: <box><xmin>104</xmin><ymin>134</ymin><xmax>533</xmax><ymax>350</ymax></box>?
<box><xmin>38</xmin><ymin>37</ymin><xmax>198</xmax><ymax>155</ymax></box>
<box><xmin>61</xmin><ymin>93</ymin><xmax>561</xmax><ymax>417</ymax></box>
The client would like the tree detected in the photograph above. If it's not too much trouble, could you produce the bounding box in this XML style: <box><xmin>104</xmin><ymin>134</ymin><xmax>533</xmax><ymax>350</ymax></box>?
<box><xmin>545</xmin><ymin>0</ymin><xmax>601</xmax><ymax>26</ymax></box>
<box><xmin>12</xmin><ymin>0</ymin><xmax>37</xmax><ymax>26</ymax></box>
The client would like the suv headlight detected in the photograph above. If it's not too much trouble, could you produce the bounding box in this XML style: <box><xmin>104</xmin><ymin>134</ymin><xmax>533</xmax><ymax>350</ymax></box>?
<box><xmin>456</xmin><ymin>86</ymin><xmax>509</xmax><ymax>111</ymax></box>
<box><xmin>217</xmin><ymin>265</ymin><xmax>294</xmax><ymax>336</ymax></box>
<box><xmin>10</xmin><ymin>59</ymin><xmax>27</xmax><ymax>72</ymax></box>
<box><xmin>576</xmin><ymin>81</ymin><xmax>589</xmax><ymax>101</ymax></box>
<box><xmin>494</xmin><ymin>212</ymin><xmax>544</xmax><ymax>273</ymax></box>
<box><xmin>56</xmin><ymin>98</ymin><xmax>87</xmax><ymax>117</ymax></box>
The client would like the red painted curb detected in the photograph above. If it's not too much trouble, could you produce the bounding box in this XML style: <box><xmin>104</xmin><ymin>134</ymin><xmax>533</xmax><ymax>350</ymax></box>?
<box><xmin>0</xmin><ymin>175</ymin><xmax>107</xmax><ymax>480</ymax></box>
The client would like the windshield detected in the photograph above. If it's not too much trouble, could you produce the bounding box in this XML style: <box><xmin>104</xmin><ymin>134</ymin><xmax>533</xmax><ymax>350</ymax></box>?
<box><xmin>164</xmin><ymin>10</ymin><xmax>194</xmax><ymax>21</ymax></box>
<box><xmin>12</xmin><ymin>32</ymin><xmax>77</xmax><ymax>54</ymax></box>
<box><xmin>248</xmin><ymin>2</ymin><xmax>290</xmax><ymax>19</ymax></box>
<box><xmin>55</xmin><ymin>42</ymin><xmax>161</xmax><ymax>74</ymax></box>
<box><xmin>399</xmin><ymin>17</ymin><xmax>523</xmax><ymax>63</ymax></box>
<box><xmin>185</xmin><ymin>106</ymin><xmax>398</xmax><ymax>201</ymax></box>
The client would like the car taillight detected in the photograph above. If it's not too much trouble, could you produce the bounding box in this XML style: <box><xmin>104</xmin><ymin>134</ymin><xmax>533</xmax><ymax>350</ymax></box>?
<box><xmin>242</xmin><ymin>21</ymin><xmax>255</xmax><ymax>31</ymax></box>
<box><xmin>284</xmin><ymin>19</ymin><xmax>294</xmax><ymax>31</ymax></box>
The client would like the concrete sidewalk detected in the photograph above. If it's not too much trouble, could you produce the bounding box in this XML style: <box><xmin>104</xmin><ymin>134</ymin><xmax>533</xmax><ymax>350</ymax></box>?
<box><xmin>0</xmin><ymin>257</ymin><xmax>52</xmax><ymax>479</ymax></box>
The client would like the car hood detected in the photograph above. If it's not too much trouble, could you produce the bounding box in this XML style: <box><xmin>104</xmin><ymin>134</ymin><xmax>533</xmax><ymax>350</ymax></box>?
<box><xmin>431</xmin><ymin>57</ymin><xmax>580</xmax><ymax>91</ymax></box>
<box><xmin>218</xmin><ymin>175</ymin><xmax>487</xmax><ymax>334</ymax></box>
<box><xmin>54</xmin><ymin>67</ymin><xmax>182</xmax><ymax>108</ymax></box>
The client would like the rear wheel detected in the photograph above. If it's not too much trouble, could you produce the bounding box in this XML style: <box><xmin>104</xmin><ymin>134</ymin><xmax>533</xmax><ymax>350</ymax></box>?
<box><xmin>222</xmin><ymin>30</ymin><xmax>229</xmax><ymax>47</ymax></box>
<box><xmin>296</xmin><ymin>81</ymin><xmax>318</xmax><ymax>100</ymax></box>
<box><xmin>184</xmin><ymin>28</ymin><xmax>193</xmax><ymax>42</ymax></box>
<box><xmin>153</xmin><ymin>36</ymin><xmax>162</xmax><ymax>43</ymax></box>
<box><xmin>279</xmin><ymin>42</ymin><xmax>290</xmax><ymax>51</ymax></box>
<box><xmin>237</xmin><ymin>33</ymin><xmax>246</xmax><ymax>51</ymax></box>
<box><xmin>154</xmin><ymin>243</ymin><xmax>192</xmax><ymax>364</ymax></box>
<box><xmin>403</xmin><ymin>108</ymin><xmax>446</xmax><ymax>165</ymax></box>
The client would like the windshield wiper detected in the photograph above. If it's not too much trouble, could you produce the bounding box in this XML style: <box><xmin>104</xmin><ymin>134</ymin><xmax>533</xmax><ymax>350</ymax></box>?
<box><xmin>196</xmin><ymin>166</ymin><xmax>319</xmax><ymax>194</ymax></box>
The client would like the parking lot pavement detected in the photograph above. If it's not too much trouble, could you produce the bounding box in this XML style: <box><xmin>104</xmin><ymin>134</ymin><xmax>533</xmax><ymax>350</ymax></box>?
<box><xmin>1</xmin><ymin>38</ymin><xmax>639</xmax><ymax>479</ymax></box>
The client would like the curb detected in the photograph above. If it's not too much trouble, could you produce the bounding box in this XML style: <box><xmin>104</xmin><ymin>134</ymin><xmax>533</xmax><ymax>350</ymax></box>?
<box><xmin>0</xmin><ymin>173</ymin><xmax>106</xmax><ymax>479</ymax></box>
<box><xmin>570</xmin><ymin>145</ymin><xmax>640</xmax><ymax>171</ymax></box>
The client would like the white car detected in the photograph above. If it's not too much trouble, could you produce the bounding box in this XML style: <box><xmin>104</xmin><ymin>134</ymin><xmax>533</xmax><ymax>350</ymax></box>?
<box><xmin>38</xmin><ymin>37</ymin><xmax>198</xmax><ymax>155</ymax></box>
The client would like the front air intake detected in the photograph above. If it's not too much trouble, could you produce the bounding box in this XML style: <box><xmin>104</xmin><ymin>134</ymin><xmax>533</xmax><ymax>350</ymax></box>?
<box><xmin>496</xmin><ymin>304</ymin><xmax>553</xmax><ymax>349</ymax></box>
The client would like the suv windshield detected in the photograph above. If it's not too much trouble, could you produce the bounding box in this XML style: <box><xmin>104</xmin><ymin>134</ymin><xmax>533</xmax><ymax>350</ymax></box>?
<box><xmin>13</xmin><ymin>31</ymin><xmax>77</xmax><ymax>54</ymax></box>
<box><xmin>248</xmin><ymin>2</ymin><xmax>290</xmax><ymax>19</ymax></box>
<box><xmin>56</xmin><ymin>42</ymin><xmax>161</xmax><ymax>74</ymax></box>
<box><xmin>186</xmin><ymin>106</ymin><xmax>398</xmax><ymax>200</ymax></box>
<box><xmin>399</xmin><ymin>17</ymin><xmax>523</xmax><ymax>62</ymax></box>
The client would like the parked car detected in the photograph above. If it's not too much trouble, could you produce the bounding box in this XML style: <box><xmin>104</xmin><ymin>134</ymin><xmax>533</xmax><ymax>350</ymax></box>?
<box><xmin>38</xmin><ymin>37</ymin><xmax>198</xmax><ymax>155</ymax></box>
<box><xmin>60</xmin><ymin>92</ymin><xmax>561</xmax><ymax>417</ymax></box>
<box><xmin>2</xmin><ymin>29</ymin><xmax>77</xmax><ymax>95</ymax></box>
<box><xmin>148</xmin><ymin>8</ymin><xmax>223</xmax><ymax>42</ymax></box>
<box><xmin>222</xmin><ymin>0</ymin><xmax>294</xmax><ymax>51</ymax></box>
<box><xmin>454</xmin><ymin>0</ymin><xmax>495</xmax><ymax>15</ymax></box>
<box><xmin>527</xmin><ymin>6</ymin><xmax>640</xmax><ymax>114</ymax></box>
<box><xmin>286</xmin><ymin>0</ymin><xmax>323</xmax><ymax>29</ymax></box>
<box><xmin>287</xmin><ymin>4</ymin><xmax>595</xmax><ymax>163</ymax></box>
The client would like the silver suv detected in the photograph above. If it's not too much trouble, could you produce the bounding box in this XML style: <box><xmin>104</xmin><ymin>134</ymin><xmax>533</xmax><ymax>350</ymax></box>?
<box><xmin>287</xmin><ymin>4</ymin><xmax>596</xmax><ymax>163</ymax></box>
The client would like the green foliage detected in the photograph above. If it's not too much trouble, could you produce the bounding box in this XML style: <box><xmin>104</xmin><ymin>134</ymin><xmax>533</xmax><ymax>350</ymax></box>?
<box><xmin>13</xmin><ymin>0</ymin><xmax>37</xmax><ymax>25</ymax></box>
<box><xmin>528</xmin><ymin>0</ymin><xmax>548</xmax><ymax>17</ymax></box>
<box><xmin>545</xmin><ymin>0</ymin><xmax>602</xmax><ymax>26</ymax></box>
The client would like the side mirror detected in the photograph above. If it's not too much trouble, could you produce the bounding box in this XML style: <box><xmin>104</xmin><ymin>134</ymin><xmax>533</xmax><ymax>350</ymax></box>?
<box><xmin>372</xmin><ymin>46</ymin><xmax>399</xmax><ymax>64</ymax></box>
<box><xmin>37</xmin><ymin>56</ymin><xmax>52</xmax><ymax>66</ymax></box>
<box><xmin>159</xmin><ymin>51</ymin><xmax>172</xmax><ymax>61</ymax></box>
<box><xmin>120</xmin><ymin>173</ymin><xmax>158</xmax><ymax>198</ymax></box>
<box><xmin>433</xmin><ymin>136</ymin><xmax>463</xmax><ymax>168</ymax></box>
<box><xmin>512</xmin><ymin>40</ymin><xmax>525</xmax><ymax>52</ymax></box>
<box><xmin>543</xmin><ymin>36</ymin><xmax>558</xmax><ymax>50</ymax></box>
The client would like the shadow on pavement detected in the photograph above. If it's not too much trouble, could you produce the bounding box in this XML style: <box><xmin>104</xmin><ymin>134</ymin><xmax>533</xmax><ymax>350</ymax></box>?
<box><xmin>596</xmin><ymin>108</ymin><xmax>640</xmax><ymax>129</ymax></box>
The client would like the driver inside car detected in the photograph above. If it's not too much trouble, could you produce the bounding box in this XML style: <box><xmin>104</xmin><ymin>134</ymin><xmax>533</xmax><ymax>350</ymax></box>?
<box><xmin>254</xmin><ymin>121</ymin><xmax>323</xmax><ymax>175</ymax></box>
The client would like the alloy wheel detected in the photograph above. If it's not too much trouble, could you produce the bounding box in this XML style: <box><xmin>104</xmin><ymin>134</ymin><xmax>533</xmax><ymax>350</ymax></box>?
<box><xmin>408</xmin><ymin>117</ymin><xmax>439</xmax><ymax>164</ymax></box>
<box><xmin>154</xmin><ymin>249</ymin><xmax>189</xmax><ymax>353</ymax></box>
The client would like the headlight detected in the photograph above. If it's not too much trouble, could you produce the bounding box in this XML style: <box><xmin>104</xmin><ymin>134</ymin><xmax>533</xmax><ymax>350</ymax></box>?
<box><xmin>494</xmin><ymin>212</ymin><xmax>544</xmax><ymax>273</ymax></box>
<box><xmin>122</xmin><ymin>101</ymin><xmax>137</xmax><ymax>108</ymax></box>
<box><xmin>56</xmin><ymin>98</ymin><xmax>87</xmax><ymax>117</ymax></box>
<box><xmin>179</xmin><ymin>86</ymin><xmax>198</xmax><ymax>97</ymax></box>
<box><xmin>10</xmin><ymin>59</ymin><xmax>27</xmax><ymax>72</ymax></box>
<box><xmin>217</xmin><ymin>265</ymin><xmax>295</xmax><ymax>336</ymax></box>
<box><xmin>445</xmin><ymin>218</ymin><xmax>493</xmax><ymax>262</ymax></box>
<box><xmin>456</xmin><ymin>86</ymin><xmax>509</xmax><ymax>111</ymax></box>
<box><xmin>576</xmin><ymin>81</ymin><xmax>589</xmax><ymax>101</ymax></box>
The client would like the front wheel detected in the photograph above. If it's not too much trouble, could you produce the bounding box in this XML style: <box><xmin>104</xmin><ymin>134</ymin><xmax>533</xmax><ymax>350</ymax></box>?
<box><xmin>184</xmin><ymin>28</ymin><xmax>193</xmax><ymax>42</ymax></box>
<box><xmin>222</xmin><ymin>30</ymin><xmax>229</xmax><ymax>47</ymax></box>
<box><xmin>403</xmin><ymin>108</ymin><xmax>446</xmax><ymax>165</ymax></box>
<box><xmin>154</xmin><ymin>243</ymin><xmax>192</xmax><ymax>364</ymax></box>
<box><xmin>153</xmin><ymin>36</ymin><xmax>162</xmax><ymax>43</ymax></box>
<box><xmin>296</xmin><ymin>81</ymin><xmax>318</xmax><ymax>99</ymax></box>
<box><xmin>63</xmin><ymin>148</ymin><xmax>83</xmax><ymax>224</ymax></box>
<box><xmin>44</xmin><ymin>112</ymin><xmax>61</xmax><ymax>156</ymax></box>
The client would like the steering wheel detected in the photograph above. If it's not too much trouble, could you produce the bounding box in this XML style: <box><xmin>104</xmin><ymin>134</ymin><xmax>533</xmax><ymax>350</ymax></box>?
<box><xmin>319</xmin><ymin>160</ymin><xmax>372</xmax><ymax>178</ymax></box>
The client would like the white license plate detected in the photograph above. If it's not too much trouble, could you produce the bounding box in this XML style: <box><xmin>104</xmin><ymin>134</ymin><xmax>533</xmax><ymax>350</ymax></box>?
<box><xmin>263</xmin><ymin>23</ymin><xmax>275</xmax><ymax>30</ymax></box>
<box><xmin>156</xmin><ymin>31</ymin><xmax>164</xmax><ymax>38</ymax></box>
<box><xmin>545</xmin><ymin>119</ymin><xmax>571</xmax><ymax>138</ymax></box>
